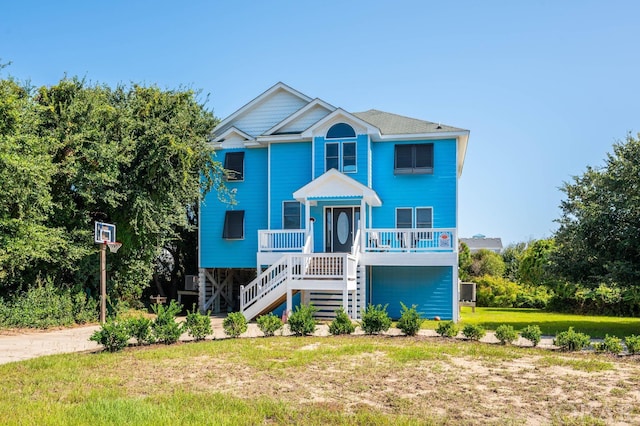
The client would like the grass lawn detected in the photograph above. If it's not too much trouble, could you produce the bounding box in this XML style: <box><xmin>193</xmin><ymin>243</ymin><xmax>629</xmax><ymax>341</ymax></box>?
<box><xmin>453</xmin><ymin>307</ymin><xmax>640</xmax><ymax>338</ymax></box>
<box><xmin>1</xmin><ymin>335</ymin><xmax>639</xmax><ymax>425</ymax></box>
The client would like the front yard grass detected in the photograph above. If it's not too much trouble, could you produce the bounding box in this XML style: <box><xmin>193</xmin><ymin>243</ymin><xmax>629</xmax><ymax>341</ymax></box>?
<box><xmin>455</xmin><ymin>307</ymin><xmax>640</xmax><ymax>338</ymax></box>
<box><xmin>1</xmin><ymin>335</ymin><xmax>639</xmax><ymax>425</ymax></box>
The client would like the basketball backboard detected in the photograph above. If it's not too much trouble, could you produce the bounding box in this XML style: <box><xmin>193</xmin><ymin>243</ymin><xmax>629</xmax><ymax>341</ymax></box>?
<box><xmin>95</xmin><ymin>221</ymin><xmax>116</xmax><ymax>244</ymax></box>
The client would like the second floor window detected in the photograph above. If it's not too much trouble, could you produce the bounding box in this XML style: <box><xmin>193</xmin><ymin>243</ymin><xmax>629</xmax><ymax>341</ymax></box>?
<box><xmin>224</xmin><ymin>152</ymin><xmax>244</xmax><ymax>181</ymax></box>
<box><xmin>325</xmin><ymin>141</ymin><xmax>356</xmax><ymax>173</ymax></box>
<box><xmin>394</xmin><ymin>143</ymin><xmax>433</xmax><ymax>174</ymax></box>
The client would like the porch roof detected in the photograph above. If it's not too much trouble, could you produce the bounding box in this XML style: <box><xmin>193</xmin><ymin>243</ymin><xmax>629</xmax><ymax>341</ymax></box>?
<box><xmin>292</xmin><ymin>169</ymin><xmax>382</xmax><ymax>206</ymax></box>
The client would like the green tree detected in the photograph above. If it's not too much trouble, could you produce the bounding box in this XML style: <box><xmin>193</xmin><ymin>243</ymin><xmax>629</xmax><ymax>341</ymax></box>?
<box><xmin>469</xmin><ymin>249</ymin><xmax>505</xmax><ymax>278</ymax></box>
<box><xmin>519</xmin><ymin>239</ymin><xmax>556</xmax><ymax>287</ymax></box>
<box><xmin>0</xmin><ymin>79</ymin><xmax>71</xmax><ymax>293</ymax></box>
<box><xmin>458</xmin><ymin>241</ymin><xmax>472</xmax><ymax>281</ymax></box>
<box><xmin>553</xmin><ymin>133</ymin><xmax>640</xmax><ymax>290</ymax></box>
<box><xmin>501</xmin><ymin>241</ymin><xmax>526</xmax><ymax>282</ymax></box>
<box><xmin>1</xmin><ymin>76</ymin><xmax>227</xmax><ymax>305</ymax></box>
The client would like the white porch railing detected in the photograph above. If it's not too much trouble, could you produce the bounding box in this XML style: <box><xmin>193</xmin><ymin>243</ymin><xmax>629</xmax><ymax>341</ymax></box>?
<box><xmin>364</xmin><ymin>228</ymin><xmax>457</xmax><ymax>252</ymax></box>
<box><xmin>258</xmin><ymin>230</ymin><xmax>306</xmax><ymax>252</ymax></box>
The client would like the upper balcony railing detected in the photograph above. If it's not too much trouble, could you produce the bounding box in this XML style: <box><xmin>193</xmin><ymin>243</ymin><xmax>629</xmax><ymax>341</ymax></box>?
<box><xmin>364</xmin><ymin>228</ymin><xmax>456</xmax><ymax>253</ymax></box>
<box><xmin>258</xmin><ymin>227</ymin><xmax>456</xmax><ymax>253</ymax></box>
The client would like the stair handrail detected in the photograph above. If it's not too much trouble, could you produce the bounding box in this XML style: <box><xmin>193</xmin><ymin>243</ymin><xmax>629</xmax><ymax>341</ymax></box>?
<box><xmin>240</xmin><ymin>255</ymin><xmax>289</xmax><ymax>313</ymax></box>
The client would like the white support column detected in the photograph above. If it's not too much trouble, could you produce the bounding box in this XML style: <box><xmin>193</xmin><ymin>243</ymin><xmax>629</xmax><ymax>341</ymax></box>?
<box><xmin>360</xmin><ymin>199</ymin><xmax>366</xmax><ymax>251</ymax></box>
<box><xmin>452</xmin><ymin>261</ymin><xmax>460</xmax><ymax>322</ymax></box>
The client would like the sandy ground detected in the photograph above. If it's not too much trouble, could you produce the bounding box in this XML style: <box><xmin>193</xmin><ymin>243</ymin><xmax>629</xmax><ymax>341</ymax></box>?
<box><xmin>0</xmin><ymin>317</ymin><xmax>557</xmax><ymax>365</ymax></box>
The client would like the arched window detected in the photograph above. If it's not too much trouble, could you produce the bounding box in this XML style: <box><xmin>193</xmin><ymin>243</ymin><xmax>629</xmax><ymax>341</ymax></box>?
<box><xmin>326</xmin><ymin>123</ymin><xmax>356</xmax><ymax>139</ymax></box>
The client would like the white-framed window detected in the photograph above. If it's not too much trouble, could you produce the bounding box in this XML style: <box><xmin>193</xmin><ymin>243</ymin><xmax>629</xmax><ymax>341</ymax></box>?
<box><xmin>416</xmin><ymin>207</ymin><xmax>433</xmax><ymax>229</ymax></box>
<box><xmin>325</xmin><ymin>141</ymin><xmax>357</xmax><ymax>173</ymax></box>
<box><xmin>283</xmin><ymin>201</ymin><xmax>301</xmax><ymax>229</ymax></box>
<box><xmin>395</xmin><ymin>208</ymin><xmax>413</xmax><ymax>229</ymax></box>
<box><xmin>222</xmin><ymin>210</ymin><xmax>244</xmax><ymax>239</ymax></box>
<box><xmin>394</xmin><ymin>143</ymin><xmax>433</xmax><ymax>174</ymax></box>
<box><xmin>224</xmin><ymin>151</ymin><xmax>245</xmax><ymax>181</ymax></box>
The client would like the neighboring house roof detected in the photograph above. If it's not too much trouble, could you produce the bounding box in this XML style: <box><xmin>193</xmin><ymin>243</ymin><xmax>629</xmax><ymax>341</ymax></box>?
<box><xmin>353</xmin><ymin>109</ymin><xmax>467</xmax><ymax>135</ymax></box>
<box><xmin>460</xmin><ymin>237</ymin><xmax>504</xmax><ymax>253</ymax></box>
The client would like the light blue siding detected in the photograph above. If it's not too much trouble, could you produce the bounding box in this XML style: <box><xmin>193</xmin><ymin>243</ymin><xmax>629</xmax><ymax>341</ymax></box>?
<box><xmin>370</xmin><ymin>266</ymin><xmax>453</xmax><ymax>320</ymax></box>
<box><xmin>200</xmin><ymin>148</ymin><xmax>268</xmax><ymax>268</ymax></box>
<box><xmin>371</xmin><ymin>139</ymin><xmax>457</xmax><ymax>229</ymax></box>
<box><xmin>270</xmin><ymin>142</ymin><xmax>311</xmax><ymax>228</ymax></box>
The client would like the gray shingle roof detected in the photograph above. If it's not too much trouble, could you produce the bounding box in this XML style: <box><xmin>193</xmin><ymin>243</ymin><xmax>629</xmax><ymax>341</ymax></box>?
<box><xmin>460</xmin><ymin>237</ymin><xmax>504</xmax><ymax>253</ymax></box>
<box><xmin>353</xmin><ymin>109</ymin><xmax>467</xmax><ymax>135</ymax></box>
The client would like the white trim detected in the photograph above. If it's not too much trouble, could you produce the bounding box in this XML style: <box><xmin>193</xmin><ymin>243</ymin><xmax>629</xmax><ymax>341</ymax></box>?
<box><xmin>212</xmin><ymin>127</ymin><xmax>255</xmax><ymax>145</ymax></box>
<box><xmin>395</xmin><ymin>207</ymin><xmax>413</xmax><ymax>228</ymax></box>
<box><xmin>267</xmin><ymin>143</ymin><xmax>271</xmax><ymax>229</ymax></box>
<box><xmin>293</xmin><ymin>169</ymin><xmax>382</xmax><ymax>207</ymax></box>
<box><xmin>323</xmin><ymin>206</ymin><xmax>360</xmax><ymax>252</ymax></box>
<box><xmin>301</xmin><ymin>108</ymin><xmax>380</xmax><ymax>139</ymax></box>
<box><xmin>213</xmin><ymin>82</ymin><xmax>312</xmax><ymax>135</ymax></box>
<box><xmin>263</xmin><ymin>98</ymin><xmax>336</xmax><ymax>136</ymax></box>
<box><xmin>324</xmin><ymin>140</ymin><xmax>357</xmax><ymax>174</ymax></box>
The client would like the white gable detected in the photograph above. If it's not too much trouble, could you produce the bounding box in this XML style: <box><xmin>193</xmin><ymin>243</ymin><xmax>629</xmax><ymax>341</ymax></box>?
<box><xmin>231</xmin><ymin>90</ymin><xmax>308</xmax><ymax>137</ymax></box>
<box><xmin>266</xmin><ymin>99</ymin><xmax>335</xmax><ymax>135</ymax></box>
<box><xmin>213</xmin><ymin>83</ymin><xmax>312</xmax><ymax>139</ymax></box>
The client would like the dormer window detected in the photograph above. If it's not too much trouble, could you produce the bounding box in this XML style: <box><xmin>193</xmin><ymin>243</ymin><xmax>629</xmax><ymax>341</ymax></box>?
<box><xmin>327</xmin><ymin>123</ymin><xmax>356</xmax><ymax>139</ymax></box>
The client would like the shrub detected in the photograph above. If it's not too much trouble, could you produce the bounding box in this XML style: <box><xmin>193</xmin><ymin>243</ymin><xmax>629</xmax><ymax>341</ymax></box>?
<box><xmin>521</xmin><ymin>324</ymin><xmax>542</xmax><ymax>347</ymax></box>
<box><xmin>257</xmin><ymin>313</ymin><xmax>283</xmax><ymax>337</ymax></box>
<box><xmin>624</xmin><ymin>335</ymin><xmax>640</xmax><ymax>354</ymax></box>
<box><xmin>396</xmin><ymin>303</ymin><xmax>423</xmax><ymax>336</ymax></box>
<box><xmin>0</xmin><ymin>279</ymin><xmax>90</xmax><ymax>328</ymax></box>
<box><xmin>328</xmin><ymin>307</ymin><xmax>355</xmax><ymax>335</ymax></box>
<box><xmin>151</xmin><ymin>300</ymin><xmax>183</xmax><ymax>344</ymax></box>
<box><xmin>462</xmin><ymin>324</ymin><xmax>486</xmax><ymax>341</ymax></box>
<box><xmin>287</xmin><ymin>304</ymin><xmax>318</xmax><ymax>336</ymax></box>
<box><xmin>223</xmin><ymin>312</ymin><xmax>248</xmax><ymax>338</ymax></box>
<box><xmin>90</xmin><ymin>320</ymin><xmax>130</xmax><ymax>352</ymax></box>
<box><xmin>360</xmin><ymin>304</ymin><xmax>392</xmax><ymax>335</ymax></box>
<box><xmin>494</xmin><ymin>324</ymin><xmax>518</xmax><ymax>345</ymax></box>
<box><xmin>554</xmin><ymin>327</ymin><xmax>591</xmax><ymax>351</ymax></box>
<box><xmin>184</xmin><ymin>307</ymin><xmax>212</xmax><ymax>341</ymax></box>
<box><xmin>126</xmin><ymin>316</ymin><xmax>154</xmax><ymax>345</ymax></box>
<box><xmin>594</xmin><ymin>334</ymin><xmax>623</xmax><ymax>355</ymax></box>
<box><xmin>435</xmin><ymin>321</ymin><xmax>459</xmax><ymax>338</ymax></box>
<box><xmin>72</xmin><ymin>291</ymin><xmax>99</xmax><ymax>324</ymax></box>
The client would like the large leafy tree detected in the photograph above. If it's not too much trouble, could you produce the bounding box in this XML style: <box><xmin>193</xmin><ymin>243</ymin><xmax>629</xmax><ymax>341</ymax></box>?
<box><xmin>554</xmin><ymin>133</ymin><xmax>640</xmax><ymax>289</ymax></box>
<box><xmin>0</xmin><ymin>79</ymin><xmax>72</xmax><ymax>292</ymax></box>
<box><xmin>1</xmin><ymin>76</ymin><xmax>226</xmax><ymax>303</ymax></box>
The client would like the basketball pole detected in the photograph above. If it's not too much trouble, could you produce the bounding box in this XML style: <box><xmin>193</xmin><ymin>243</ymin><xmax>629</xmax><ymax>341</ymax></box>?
<box><xmin>100</xmin><ymin>242</ymin><xmax>107</xmax><ymax>323</ymax></box>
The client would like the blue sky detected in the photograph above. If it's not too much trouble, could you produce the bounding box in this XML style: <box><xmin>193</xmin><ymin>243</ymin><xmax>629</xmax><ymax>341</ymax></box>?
<box><xmin>2</xmin><ymin>1</ymin><xmax>638</xmax><ymax>245</ymax></box>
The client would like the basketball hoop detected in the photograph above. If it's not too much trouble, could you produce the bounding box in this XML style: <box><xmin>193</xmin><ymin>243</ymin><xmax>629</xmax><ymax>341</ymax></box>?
<box><xmin>106</xmin><ymin>241</ymin><xmax>122</xmax><ymax>253</ymax></box>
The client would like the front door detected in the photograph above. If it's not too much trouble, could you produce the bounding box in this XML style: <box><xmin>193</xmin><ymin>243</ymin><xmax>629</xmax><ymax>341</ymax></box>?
<box><xmin>326</xmin><ymin>207</ymin><xmax>360</xmax><ymax>252</ymax></box>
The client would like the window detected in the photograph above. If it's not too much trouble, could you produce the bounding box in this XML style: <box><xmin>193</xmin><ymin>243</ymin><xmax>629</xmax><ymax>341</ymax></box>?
<box><xmin>283</xmin><ymin>201</ymin><xmax>301</xmax><ymax>229</ymax></box>
<box><xmin>327</xmin><ymin>123</ymin><xmax>356</xmax><ymax>139</ymax></box>
<box><xmin>325</xmin><ymin>143</ymin><xmax>339</xmax><ymax>171</ymax></box>
<box><xmin>222</xmin><ymin>210</ymin><xmax>244</xmax><ymax>239</ymax></box>
<box><xmin>224</xmin><ymin>152</ymin><xmax>244</xmax><ymax>181</ymax></box>
<box><xmin>325</xmin><ymin>141</ymin><xmax>357</xmax><ymax>173</ymax></box>
<box><xmin>416</xmin><ymin>207</ymin><xmax>433</xmax><ymax>229</ymax></box>
<box><xmin>342</xmin><ymin>142</ymin><xmax>356</xmax><ymax>172</ymax></box>
<box><xmin>396</xmin><ymin>208</ymin><xmax>413</xmax><ymax>229</ymax></box>
<box><xmin>394</xmin><ymin>143</ymin><xmax>433</xmax><ymax>174</ymax></box>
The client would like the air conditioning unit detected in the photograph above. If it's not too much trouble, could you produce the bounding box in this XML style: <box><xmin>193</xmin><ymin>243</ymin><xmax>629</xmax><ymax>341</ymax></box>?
<box><xmin>185</xmin><ymin>275</ymin><xmax>198</xmax><ymax>291</ymax></box>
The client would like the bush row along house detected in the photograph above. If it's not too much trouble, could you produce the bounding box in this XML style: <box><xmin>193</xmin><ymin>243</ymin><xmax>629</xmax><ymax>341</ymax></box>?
<box><xmin>198</xmin><ymin>83</ymin><xmax>470</xmax><ymax>320</ymax></box>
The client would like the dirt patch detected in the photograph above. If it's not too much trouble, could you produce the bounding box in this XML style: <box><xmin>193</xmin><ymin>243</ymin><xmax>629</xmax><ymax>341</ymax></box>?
<box><xmin>108</xmin><ymin>337</ymin><xmax>640</xmax><ymax>424</ymax></box>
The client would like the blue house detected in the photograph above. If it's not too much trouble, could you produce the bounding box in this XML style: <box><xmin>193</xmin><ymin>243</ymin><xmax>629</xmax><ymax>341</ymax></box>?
<box><xmin>198</xmin><ymin>83</ymin><xmax>469</xmax><ymax>321</ymax></box>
